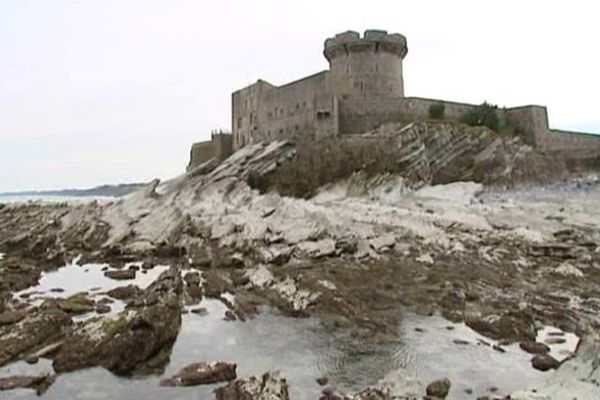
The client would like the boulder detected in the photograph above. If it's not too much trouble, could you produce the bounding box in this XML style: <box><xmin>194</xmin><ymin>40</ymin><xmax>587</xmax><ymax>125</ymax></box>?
<box><xmin>160</xmin><ymin>361</ymin><xmax>236</xmax><ymax>386</ymax></box>
<box><xmin>104</xmin><ymin>269</ymin><xmax>136</xmax><ymax>280</ymax></box>
<box><xmin>107</xmin><ymin>285</ymin><xmax>141</xmax><ymax>300</ymax></box>
<box><xmin>215</xmin><ymin>371</ymin><xmax>289</xmax><ymax>400</ymax></box>
<box><xmin>426</xmin><ymin>378</ymin><xmax>451</xmax><ymax>398</ymax></box>
<box><xmin>531</xmin><ymin>354</ymin><xmax>560</xmax><ymax>371</ymax></box>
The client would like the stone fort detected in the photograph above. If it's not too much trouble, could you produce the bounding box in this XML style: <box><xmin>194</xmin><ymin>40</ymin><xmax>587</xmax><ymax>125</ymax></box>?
<box><xmin>188</xmin><ymin>29</ymin><xmax>600</xmax><ymax>169</ymax></box>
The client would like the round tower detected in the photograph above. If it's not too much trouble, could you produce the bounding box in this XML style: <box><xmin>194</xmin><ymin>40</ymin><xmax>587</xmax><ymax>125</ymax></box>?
<box><xmin>324</xmin><ymin>29</ymin><xmax>408</xmax><ymax>98</ymax></box>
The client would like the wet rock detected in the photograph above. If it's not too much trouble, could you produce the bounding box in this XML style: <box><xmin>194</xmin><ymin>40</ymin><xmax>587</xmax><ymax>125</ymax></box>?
<box><xmin>545</xmin><ymin>337</ymin><xmax>567</xmax><ymax>345</ymax></box>
<box><xmin>0</xmin><ymin>309</ymin><xmax>72</xmax><ymax>367</ymax></box>
<box><xmin>531</xmin><ymin>354</ymin><xmax>560</xmax><ymax>371</ymax></box>
<box><xmin>203</xmin><ymin>271</ymin><xmax>234</xmax><ymax>298</ymax></box>
<box><xmin>0</xmin><ymin>374</ymin><xmax>56</xmax><ymax>395</ymax></box>
<box><xmin>183</xmin><ymin>272</ymin><xmax>201</xmax><ymax>286</ymax></box>
<box><xmin>215</xmin><ymin>371</ymin><xmax>289</xmax><ymax>400</ymax></box>
<box><xmin>52</xmin><ymin>267</ymin><xmax>182</xmax><ymax>375</ymax></box>
<box><xmin>104</xmin><ymin>269</ymin><xmax>136</xmax><ymax>280</ymax></box>
<box><xmin>426</xmin><ymin>378</ymin><xmax>451</xmax><ymax>398</ymax></box>
<box><xmin>186</xmin><ymin>284</ymin><xmax>204</xmax><ymax>300</ymax></box>
<box><xmin>316</xmin><ymin>377</ymin><xmax>328</xmax><ymax>386</ymax></box>
<box><xmin>519</xmin><ymin>341</ymin><xmax>550</xmax><ymax>354</ymax></box>
<box><xmin>190</xmin><ymin>307</ymin><xmax>208</xmax><ymax>316</ymax></box>
<box><xmin>453</xmin><ymin>339</ymin><xmax>470</xmax><ymax>345</ymax></box>
<box><xmin>96</xmin><ymin>304</ymin><xmax>111</xmax><ymax>314</ymax></box>
<box><xmin>160</xmin><ymin>361</ymin><xmax>236</xmax><ymax>386</ymax></box>
<box><xmin>107</xmin><ymin>285</ymin><xmax>141</xmax><ymax>300</ymax></box>
<box><xmin>57</xmin><ymin>293</ymin><xmax>95</xmax><ymax>314</ymax></box>
<box><xmin>0</xmin><ymin>309</ymin><xmax>28</xmax><ymax>326</ymax></box>
<box><xmin>141</xmin><ymin>261</ymin><xmax>155</xmax><ymax>270</ymax></box>
<box><xmin>24</xmin><ymin>355</ymin><xmax>39</xmax><ymax>364</ymax></box>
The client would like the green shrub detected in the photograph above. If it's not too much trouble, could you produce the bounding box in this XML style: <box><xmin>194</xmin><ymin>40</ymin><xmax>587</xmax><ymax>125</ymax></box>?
<box><xmin>462</xmin><ymin>101</ymin><xmax>501</xmax><ymax>132</ymax></box>
<box><xmin>0</xmin><ymin>203</ymin><xmax>5</xmax><ymax>210</ymax></box>
<box><xmin>428</xmin><ymin>103</ymin><xmax>446</xmax><ymax>119</ymax></box>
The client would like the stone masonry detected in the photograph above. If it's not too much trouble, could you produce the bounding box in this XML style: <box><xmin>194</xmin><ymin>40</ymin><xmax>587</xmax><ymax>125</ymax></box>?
<box><xmin>187</xmin><ymin>29</ymin><xmax>600</xmax><ymax>170</ymax></box>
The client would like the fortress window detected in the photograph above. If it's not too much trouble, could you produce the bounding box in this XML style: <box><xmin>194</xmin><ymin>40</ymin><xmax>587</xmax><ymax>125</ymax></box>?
<box><xmin>295</xmin><ymin>124</ymin><xmax>299</xmax><ymax>131</ymax></box>
<box><xmin>296</xmin><ymin>103</ymin><xmax>300</xmax><ymax>110</ymax></box>
<box><xmin>302</xmin><ymin>101</ymin><xmax>306</xmax><ymax>109</ymax></box>
<box><xmin>317</xmin><ymin>110</ymin><xmax>331</xmax><ymax>119</ymax></box>
<box><xmin>244</xmin><ymin>99</ymin><xmax>248</xmax><ymax>109</ymax></box>
<box><xmin>237</xmin><ymin>117</ymin><xmax>243</xmax><ymax>128</ymax></box>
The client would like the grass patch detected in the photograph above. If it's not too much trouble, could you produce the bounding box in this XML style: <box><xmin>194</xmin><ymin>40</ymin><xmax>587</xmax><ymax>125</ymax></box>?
<box><xmin>101</xmin><ymin>315</ymin><xmax>128</xmax><ymax>336</ymax></box>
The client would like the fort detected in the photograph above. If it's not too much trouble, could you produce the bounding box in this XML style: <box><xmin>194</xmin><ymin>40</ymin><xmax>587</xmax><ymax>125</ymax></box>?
<box><xmin>188</xmin><ymin>29</ymin><xmax>600</xmax><ymax>170</ymax></box>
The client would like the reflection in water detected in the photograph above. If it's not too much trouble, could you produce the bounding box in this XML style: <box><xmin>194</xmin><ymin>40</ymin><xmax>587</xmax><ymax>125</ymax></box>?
<box><xmin>1</xmin><ymin>264</ymin><xmax>561</xmax><ymax>400</ymax></box>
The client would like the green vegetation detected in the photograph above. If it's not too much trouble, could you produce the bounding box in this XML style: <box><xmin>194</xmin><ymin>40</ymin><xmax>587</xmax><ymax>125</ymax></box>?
<box><xmin>462</xmin><ymin>101</ymin><xmax>501</xmax><ymax>132</ymax></box>
<box><xmin>0</xmin><ymin>203</ymin><xmax>5</xmax><ymax>210</ymax></box>
<box><xmin>61</xmin><ymin>292</ymin><xmax>95</xmax><ymax>313</ymax></box>
<box><xmin>428</xmin><ymin>103</ymin><xmax>446</xmax><ymax>119</ymax></box>
<box><xmin>247</xmin><ymin>135</ymin><xmax>402</xmax><ymax>198</ymax></box>
<box><xmin>102</xmin><ymin>315</ymin><xmax>128</xmax><ymax>336</ymax></box>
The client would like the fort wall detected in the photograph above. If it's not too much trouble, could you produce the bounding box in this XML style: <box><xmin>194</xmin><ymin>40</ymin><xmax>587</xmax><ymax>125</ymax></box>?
<box><xmin>187</xmin><ymin>132</ymin><xmax>233</xmax><ymax>171</ymax></box>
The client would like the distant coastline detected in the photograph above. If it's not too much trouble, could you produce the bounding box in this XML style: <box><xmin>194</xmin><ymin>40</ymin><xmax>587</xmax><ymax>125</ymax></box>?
<box><xmin>0</xmin><ymin>183</ymin><xmax>145</xmax><ymax>199</ymax></box>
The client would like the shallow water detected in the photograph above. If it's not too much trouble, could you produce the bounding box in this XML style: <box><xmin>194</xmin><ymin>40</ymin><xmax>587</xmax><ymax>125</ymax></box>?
<box><xmin>1</xmin><ymin>263</ymin><xmax>573</xmax><ymax>399</ymax></box>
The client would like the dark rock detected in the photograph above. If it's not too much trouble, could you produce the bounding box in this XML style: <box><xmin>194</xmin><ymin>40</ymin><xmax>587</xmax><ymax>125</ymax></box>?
<box><xmin>453</xmin><ymin>339</ymin><xmax>470</xmax><ymax>345</ymax></box>
<box><xmin>0</xmin><ymin>309</ymin><xmax>72</xmax><ymax>367</ymax></box>
<box><xmin>96</xmin><ymin>304</ymin><xmax>111</xmax><ymax>314</ymax></box>
<box><xmin>519</xmin><ymin>341</ymin><xmax>550</xmax><ymax>354</ymax></box>
<box><xmin>203</xmin><ymin>271</ymin><xmax>233</xmax><ymax>298</ymax></box>
<box><xmin>0</xmin><ymin>309</ymin><xmax>28</xmax><ymax>326</ymax></box>
<box><xmin>24</xmin><ymin>355</ymin><xmax>39</xmax><ymax>364</ymax></box>
<box><xmin>316</xmin><ymin>377</ymin><xmax>329</xmax><ymax>386</ymax></box>
<box><xmin>0</xmin><ymin>374</ymin><xmax>56</xmax><ymax>395</ymax></box>
<box><xmin>183</xmin><ymin>272</ymin><xmax>201</xmax><ymax>286</ymax></box>
<box><xmin>545</xmin><ymin>337</ymin><xmax>567</xmax><ymax>345</ymax></box>
<box><xmin>57</xmin><ymin>293</ymin><xmax>95</xmax><ymax>314</ymax></box>
<box><xmin>104</xmin><ymin>269</ymin><xmax>136</xmax><ymax>280</ymax></box>
<box><xmin>426</xmin><ymin>378</ymin><xmax>451</xmax><ymax>398</ymax></box>
<box><xmin>160</xmin><ymin>361</ymin><xmax>236</xmax><ymax>386</ymax></box>
<box><xmin>492</xmin><ymin>344</ymin><xmax>506</xmax><ymax>353</ymax></box>
<box><xmin>190</xmin><ymin>307</ymin><xmax>208</xmax><ymax>316</ymax></box>
<box><xmin>52</xmin><ymin>267</ymin><xmax>182</xmax><ymax>375</ymax></box>
<box><xmin>186</xmin><ymin>284</ymin><xmax>203</xmax><ymax>300</ymax></box>
<box><xmin>215</xmin><ymin>372</ymin><xmax>289</xmax><ymax>400</ymax></box>
<box><xmin>141</xmin><ymin>262</ymin><xmax>154</xmax><ymax>270</ymax></box>
<box><xmin>106</xmin><ymin>285</ymin><xmax>141</xmax><ymax>300</ymax></box>
<box><xmin>128</xmin><ymin>265</ymin><xmax>140</xmax><ymax>271</ymax></box>
<box><xmin>531</xmin><ymin>354</ymin><xmax>560</xmax><ymax>371</ymax></box>
<box><xmin>49</xmin><ymin>288</ymin><xmax>65</xmax><ymax>293</ymax></box>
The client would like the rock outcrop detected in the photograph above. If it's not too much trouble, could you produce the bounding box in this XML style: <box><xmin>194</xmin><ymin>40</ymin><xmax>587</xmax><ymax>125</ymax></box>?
<box><xmin>52</xmin><ymin>267</ymin><xmax>182</xmax><ymax>375</ymax></box>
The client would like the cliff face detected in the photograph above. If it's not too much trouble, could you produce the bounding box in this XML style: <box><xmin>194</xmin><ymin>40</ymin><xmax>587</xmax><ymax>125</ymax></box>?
<box><xmin>246</xmin><ymin>121</ymin><xmax>568</xmax><ymax>198</ymax></box>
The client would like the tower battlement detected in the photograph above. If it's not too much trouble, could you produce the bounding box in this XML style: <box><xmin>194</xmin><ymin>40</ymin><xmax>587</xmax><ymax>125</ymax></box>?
<box><xmin>323</xmin><ymin>30</ymin><xmax>408</xmax><ymax>62</ymax></box>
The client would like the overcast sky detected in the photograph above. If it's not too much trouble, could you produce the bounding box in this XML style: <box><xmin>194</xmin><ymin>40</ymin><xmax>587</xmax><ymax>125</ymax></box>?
<box><xmin>1</xmin><ymin>0</ymin><xmax>599</xmax><ymax>192</ymax></box>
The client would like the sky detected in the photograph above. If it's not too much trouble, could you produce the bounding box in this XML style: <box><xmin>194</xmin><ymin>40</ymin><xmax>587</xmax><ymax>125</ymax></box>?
<box><xmin>1</xmin><ymin>0</ymin><xmax>599</xmax><ymax>192</ymax></box>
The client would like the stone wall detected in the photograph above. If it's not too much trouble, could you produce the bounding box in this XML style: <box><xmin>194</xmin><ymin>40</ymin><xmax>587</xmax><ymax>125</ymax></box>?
<box><xmin>232</xmin><ymin>72</ymin><xmax>338</xmax><ymax>150</ymax></box>
<box><xmin>187</xmin><ymin>133</ymin><xmax>233</xmax><ymax>171</ymax></box>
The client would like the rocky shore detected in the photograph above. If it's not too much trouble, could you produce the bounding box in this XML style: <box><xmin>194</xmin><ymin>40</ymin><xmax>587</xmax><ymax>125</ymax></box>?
<box><xmin>0</xmin><ymin>121</ymin><xmax>599</xmax><ymax>399</ymax></box>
